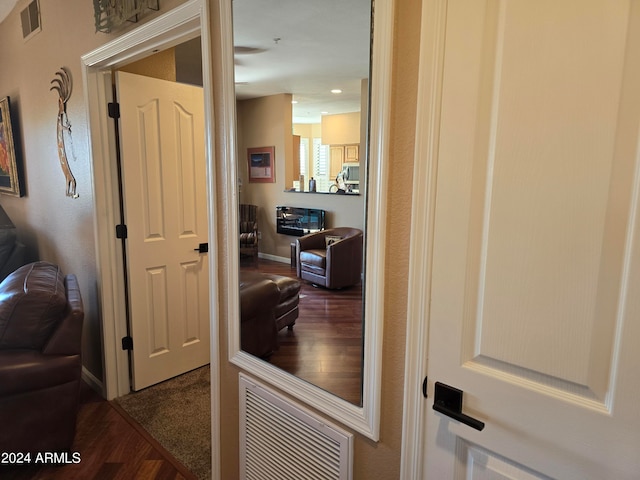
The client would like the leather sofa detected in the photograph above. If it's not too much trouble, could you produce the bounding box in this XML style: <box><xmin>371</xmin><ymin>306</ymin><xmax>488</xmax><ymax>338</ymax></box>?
<box><xmin>239</xmin><ymin>271</ymin><xmax>300</xmax><ymax>358</ymax></box>
<box><xmin>296</xmin><ymin>227</ymin><xmax>363</xmax><ymax>289</ymax></box>
<box><xmin>0</xmin><ymin>261</ymin><xmax>84</xmax><ymax>454</ymax></box>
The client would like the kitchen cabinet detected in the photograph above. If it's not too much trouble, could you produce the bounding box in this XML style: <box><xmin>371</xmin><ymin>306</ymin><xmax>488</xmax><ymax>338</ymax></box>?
<box><xmin>329</xmin><ymin>144</ymin><xmax>359</xmax><ymax>180</ymax></box>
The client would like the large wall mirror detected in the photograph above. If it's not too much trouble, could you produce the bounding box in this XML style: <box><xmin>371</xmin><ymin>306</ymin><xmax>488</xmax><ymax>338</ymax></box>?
<box><xmin>222</xmin><ymin>0</ymin><xmax>392</xmax><ymax>439</ymax></box>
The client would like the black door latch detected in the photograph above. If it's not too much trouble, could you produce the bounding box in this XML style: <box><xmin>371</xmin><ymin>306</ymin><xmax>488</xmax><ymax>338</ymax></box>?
<box><xmin>194</xmin><ymin>243</ymin><xmax>208</xmax><ymax>253</ymax></box>
<box><xmin>433</xmin><ymin>382</ymin><xmax>485</xmax><ymax>431</ymax></box>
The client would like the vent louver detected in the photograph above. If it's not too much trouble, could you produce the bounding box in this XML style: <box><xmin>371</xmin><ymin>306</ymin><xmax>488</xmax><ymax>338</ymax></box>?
<box><xmin>20</xmin><ymin>0</ymin><xmax>40</xmax><ymax>41</ymax></box>
<box><xmin>240</xmin><ymin>375</ymin><xmax>353</xmax><ymax>480</ymax></box>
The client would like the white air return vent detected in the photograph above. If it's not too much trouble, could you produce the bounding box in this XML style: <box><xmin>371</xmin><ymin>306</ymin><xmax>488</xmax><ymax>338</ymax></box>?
<box><xmin>240</xmin><ymin>374</ymin><xmax>353</xmax><ymax>480</ymax></box>
<box><xmin>20</xmin><ymin>0</ymin><xmax>40</xmax><ymax>41</ymax></box>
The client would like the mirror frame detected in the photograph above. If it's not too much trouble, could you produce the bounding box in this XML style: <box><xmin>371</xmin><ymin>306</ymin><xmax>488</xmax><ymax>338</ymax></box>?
<box><xmin>221</xmin><ymin>0</ymin><xmax>393</xmax><ymax>440</ymax></box>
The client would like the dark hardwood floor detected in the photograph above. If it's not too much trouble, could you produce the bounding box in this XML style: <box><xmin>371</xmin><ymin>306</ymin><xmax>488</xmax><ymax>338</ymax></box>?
<box><xmin>241</xmin><ymin>258</ymin><xmax>364</xmax><ymax>406</ymax></box>
<box><xmin>0</xmin><ymin>382</ymin><xmax>197</xmax><ymax>480</ymax></box>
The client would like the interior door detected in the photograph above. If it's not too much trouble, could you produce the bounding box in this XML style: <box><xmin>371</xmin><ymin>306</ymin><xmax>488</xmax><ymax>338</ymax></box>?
<box><xmin>116</xmin><ymin>71</ymin><xmax>209</xmax><ymax>391</ymax></box>
<box><xmin>425</xmin><ymin>0</ymin><xmax>640</xmax><ymax>478</ymax></box>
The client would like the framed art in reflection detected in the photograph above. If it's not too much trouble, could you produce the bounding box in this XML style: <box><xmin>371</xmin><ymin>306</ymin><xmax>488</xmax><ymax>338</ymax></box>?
<box><xmin>247</xmin><ymin>146</ymin><xmax>275</xmax><ymax>183</ymax></box>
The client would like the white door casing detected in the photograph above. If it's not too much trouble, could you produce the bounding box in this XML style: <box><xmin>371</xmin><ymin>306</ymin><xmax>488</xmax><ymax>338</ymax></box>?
<box><xmin>117</xmin><ymin>71</ymin><xmax>209</xmax><ymax>390</ymax></box>
<box><xmin>82</xmin><ymin>2</ymin><xmax>219</xmax><ymax>477</ymax></box>
<box><xmin>403</xmin><ymin>0</ymin><xmax>640</xmax><ymax>478</ymax></box>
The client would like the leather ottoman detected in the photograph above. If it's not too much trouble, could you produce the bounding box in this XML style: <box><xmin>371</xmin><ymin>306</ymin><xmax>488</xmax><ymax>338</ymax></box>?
<box><xmin>239</xmin><ymin>272</ymin><xmax>280</xmax><ymax>358</ymax></box>
<box><xmin>239</xmin><ymin>271</ymin><xmax>301</xmax><ymax>358</ymax></box>
<box><xmin>260</xmin><ymin>273</ymin><xmax>301</xmax><ymax>332</ymax></box>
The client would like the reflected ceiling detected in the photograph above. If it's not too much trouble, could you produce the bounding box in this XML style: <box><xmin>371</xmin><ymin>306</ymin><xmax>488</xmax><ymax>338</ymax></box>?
<box><xmin>0</xmin><ymin>1</ymin><xmax>19</xmax><ymax>24</ymax></box>
<box><xmin>233</xmin><ymin>0</ymin><xmax>371</xmax><ymax>123</ymax></box>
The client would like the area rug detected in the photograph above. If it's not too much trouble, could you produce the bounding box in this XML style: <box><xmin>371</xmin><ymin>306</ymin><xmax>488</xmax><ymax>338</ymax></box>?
<box><xmin>114</xmin><ymin>365</ymin><xmax>212</xmax><ymax>480</ymax></box>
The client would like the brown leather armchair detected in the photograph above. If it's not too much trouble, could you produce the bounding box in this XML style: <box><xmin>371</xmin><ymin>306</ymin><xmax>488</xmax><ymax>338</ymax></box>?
<box><xmin>296</xmin><ymin>227</ymin><xmax>363</xmax><ymax>289</ymax></box>
<box><xmin>0</xmin><ymin>261</ymin><xmax>84</xmax><ymax>454</ymax></box>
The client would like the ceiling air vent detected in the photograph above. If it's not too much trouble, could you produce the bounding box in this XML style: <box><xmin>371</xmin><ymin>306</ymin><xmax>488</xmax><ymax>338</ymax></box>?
<box><xmin>20</xmin><ymin>0</ymin><xmax>41</xmax><ymax>41</ymax></box>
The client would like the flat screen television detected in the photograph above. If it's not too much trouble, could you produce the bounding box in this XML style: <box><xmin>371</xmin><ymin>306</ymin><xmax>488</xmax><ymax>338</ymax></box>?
<box><xmin>276</xmin><ymin>206</ymin><xmax>326</xmax><ymax>237</ymax></box>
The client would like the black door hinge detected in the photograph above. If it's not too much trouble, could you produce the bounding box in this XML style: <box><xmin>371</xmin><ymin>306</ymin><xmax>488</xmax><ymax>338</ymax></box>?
<box><xmin>108</xmin><ymin>102</ymin><xmax>120</xmax><ymax>119</ymax></box>
<box><xmin>422</xmin><ymin>376</ymin><xmax>428</xmax><ymax>398</ymax></box>
<box><xmin>116</xmin><ymin>224</ymin><xmax>127</xmax><ymax>239</ymax></box>
<box><xmin>122</xmin><ymin>336</ymin><xmax>133</xmax><ymax>351</ymax></box>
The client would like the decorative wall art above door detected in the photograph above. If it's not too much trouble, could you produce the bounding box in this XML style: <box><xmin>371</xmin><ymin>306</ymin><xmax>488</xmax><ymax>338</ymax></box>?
<box><xmin>93</xmin><ymin>0</ymin><xmax>160</xmax><ymax>33</ymax></box>
<box><xmin>50</xmin><ymin>67</ymin><xmax>78</xmax><ymax>198</ymax></box>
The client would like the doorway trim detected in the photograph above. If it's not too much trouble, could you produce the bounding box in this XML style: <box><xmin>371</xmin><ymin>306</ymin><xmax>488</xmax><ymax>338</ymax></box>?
<box><xmin>81</xmin><ymin>0</ymin><xmax>220</xmax><ymax>478</ymax></box>
<box><xmin>399</xmin><ymin>0</ymin><xmax>445</xmax><ymax>476</ymax></box>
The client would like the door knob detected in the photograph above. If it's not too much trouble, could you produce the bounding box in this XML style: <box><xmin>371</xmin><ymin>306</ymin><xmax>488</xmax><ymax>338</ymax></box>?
<box><xmin>433</xmin><ymin>382</ymin><xmax>485</xmax><ymax>431</ymax></box>
<box><xmin>194</xmin><ymin>243</ymin><xmax>208</xmax><ymax>253</ymax></box>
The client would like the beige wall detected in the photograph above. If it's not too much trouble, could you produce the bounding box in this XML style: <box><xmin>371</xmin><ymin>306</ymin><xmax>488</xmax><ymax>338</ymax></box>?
<box><xmin>0</xmin><ymin>0</ymin><xmax>420</xmax><ymax>478</ymax></box>
<box><xmin>237</xmin><ymin>93</ymin><xmax>291</xmax><ymax>193</ymax></box>
<box><xmin>0</xmin><ymin>0</ymin><xmax>171</xmax><ymax>382</ymax></box>
<box><xmin>119</xmin><ymin>46</ymin><xmax>177</xmax><ymax>81</ymax></box>
<box><xmin>321</xmin><ymin>111</ymin><xmax>361</xmax><ymax>145</ymax></box>
<box><xmin>353</xmin><ymin>0</ymin><xmax>421</xmax><ymax>476</ymax></box>
<box><xmin>0</xmin><ymin>0</ymin><xmax>189</xmax><ymax>384</ymax></box>
<box><xmin>292</xmin><ymin>122</ymin><xmax>321</xmax><ymax>178</ymax></box>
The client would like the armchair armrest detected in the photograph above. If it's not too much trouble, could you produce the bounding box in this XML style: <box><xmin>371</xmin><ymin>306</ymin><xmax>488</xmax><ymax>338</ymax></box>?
<box><xmin>43</xmin><ymin>275</ymin><xmax>84</xmax><ymax>356</ymax></box>
<box><xmin>297</xmin><ymin>230</ymin><xmax>327</xmax><ymax>251</ymax></box>
<box><xmin>325</xmin><ymin>234</ymin><xmax>363</xmax><ymax>288</ymax></box>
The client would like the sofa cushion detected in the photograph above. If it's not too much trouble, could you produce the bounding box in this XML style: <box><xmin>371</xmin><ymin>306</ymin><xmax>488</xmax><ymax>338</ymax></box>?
<box><xmin>299</xmin><ymin>249</ymin><xmax>326</xmax><ymax>268</ymax></box>
<box><xmin>0</xmin><ymin>262</ymin><xmax>67</xmax><ymax>351</ymax></box>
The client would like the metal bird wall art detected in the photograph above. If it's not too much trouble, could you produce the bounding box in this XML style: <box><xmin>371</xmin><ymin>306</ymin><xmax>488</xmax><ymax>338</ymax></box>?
<box><xmin>50</xmin><ymin>67</ymin><xmax>78</xmax><ymax>198</ymax></box>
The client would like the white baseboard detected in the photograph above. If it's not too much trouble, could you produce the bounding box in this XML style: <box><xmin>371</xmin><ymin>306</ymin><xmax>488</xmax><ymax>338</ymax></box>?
<box><xmin>82</xmin><ymin>366</ymin><xmax>106</xmax><ymax>398</ymax></box>
<box><xmin>258</xmin><ymin>253</ymin><xmax>290</xmax><ymax>264</ymax></box>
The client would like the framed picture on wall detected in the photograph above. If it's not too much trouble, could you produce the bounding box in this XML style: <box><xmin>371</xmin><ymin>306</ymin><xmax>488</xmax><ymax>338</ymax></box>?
<box><xmin>247</xmin><ymin>146</ymin><xmax>275</xmax><ymax>183</ymax></box>
<box><xmin>0</xmin><ymin>97</ymin><xmax>23</xmax><ymax>197</ymax></box>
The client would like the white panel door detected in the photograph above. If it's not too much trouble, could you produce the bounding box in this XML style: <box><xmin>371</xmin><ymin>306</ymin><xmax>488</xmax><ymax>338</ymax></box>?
<box><xmin>116</xmin><ymin>71</ymin><xmax>209</xmax><ymax>390</ymax></box>
<box><xmin>424</xmin><ymin>0</ymin><xmax>640</xmax><ymax>478</ymax></box>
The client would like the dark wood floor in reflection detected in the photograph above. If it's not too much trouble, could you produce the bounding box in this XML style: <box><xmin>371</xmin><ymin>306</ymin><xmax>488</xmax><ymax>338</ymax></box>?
<box><xmin>241</xmin><ymin>258</ymin><xmax>364</xmax><ymax>405</ymax></box>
